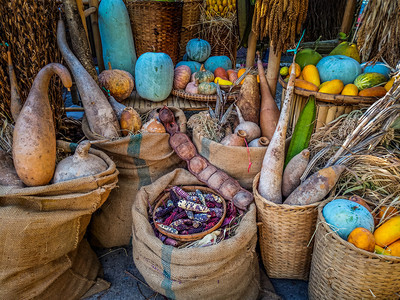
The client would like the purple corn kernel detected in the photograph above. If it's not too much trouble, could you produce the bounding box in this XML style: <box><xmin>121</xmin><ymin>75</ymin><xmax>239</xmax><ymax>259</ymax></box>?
<box><xmin>163</xmin><ymin>212</ymin><xmax>177</xmax><ymax>226</ymax></box>
<box><xmin>193</xmin><ymin>213</ymin><xmax>210</xmax><ymax>222</ymax></box>
<box><xmin>206</xmin><ymin>201</ymin><xmax>216</xmax><ymax>208</ymax></box>
<box><xmin>186</xmin><ymin>210</ymin><xmax>194</xmax><ymax>219</ymax></box>
<box><xmin>195</xmin><ymin>190</ymin><xmax>206</xmax><ymax>205</ymax></box>
<box><xmin>164</xmin><ymin>238</ymin><xmax>178</xmax><ymax>247</ymax></box>
<box><xmin>187</xmin><ymin>227</ymin><xmax>204</xmax><ymax>234</ymax></box>
<box><xmin>170</xmin><ymin>190</ymin><xmax>180</xmax><ymax>206</ymax></box>
<box><xmin>187</xmin><ymin>195</ymin><xmax>201</xmax><ymax>203</ymax></box>
<box><xmin>155</xmin><ymin>206</ymin><xmax>174</xmax><ymax>218</ymax></box>
<box><xmin>175</xmin><ymin>224</ymin><xmax>190</xmax><ymax>232</ymax></box>
<box><xmin>208</xmin><ymin>217</ymin><xmax>220</xmax><ymax>224</ymax></box>
<box><xmin>172</xmin><ymin>186</ymin><xmax>189</xmax><ymax>199</ymax></box>
<box><xmin>173</xmin><ymin>211</ymin><xmax>187</xmax><ymax>221</ymax></box>
<box><xmin>209</xmin><ymin>207</ymin><xmax>223</xmax><ymax>218</ymax></box>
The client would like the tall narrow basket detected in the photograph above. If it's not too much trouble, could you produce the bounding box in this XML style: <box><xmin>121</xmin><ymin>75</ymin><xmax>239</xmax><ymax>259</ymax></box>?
<box><xmin>179</xmin><ymin>0</ymin><xmax>203</xmax><ymax>60</ymax></box>
<box><xmin>253</xmin><ymin>173</ymin><xmax>319</xmax><ymax>280</ymax></box>
<box><xmin>309</xmin><ymin>199</ymin><xmax>400</xmax><ymax>299</ymax></box>
<box><xmin>126</xmin><ymin>0</ymin><xmax>183</xmax><ymax>64</ymax></box>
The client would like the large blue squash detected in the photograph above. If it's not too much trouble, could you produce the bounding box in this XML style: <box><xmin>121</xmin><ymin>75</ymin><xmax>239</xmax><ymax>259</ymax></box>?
<box><xmin>176</xmin><ymin>61</ymin><xmax>201</xmax><ymax>74</ymax></box>
<box><xmin>204</xmin><ymin>56</ymin><xmax>232</xmax><ymax>73</ymax></box>
<box><xmin>186</xmin><ymin>38</ymin><xmax>211</xmax><ymax>62</ymax></box>
<box><xmin>135</xmin><ymin>52</ymin><xmax>174</xmax><ymax>102</ymax></box>
<box><xmin>99</xmin><ymin>0</ymin><xmax>137</xmax><ymax>76</ymax></box>
<box><xmin>316</xmin><ymin>55</ymin><xmax>361</xmax><ymax>85</ymax></box>
<box><xmin>361</xmin><ymin>62</ymin><xmax>391</xmax><ymax>79</ymax></box>
<box><xmin>323</xmin><ymin>199</ymin><xmax>374</xmax><ymax>240</ymax></box>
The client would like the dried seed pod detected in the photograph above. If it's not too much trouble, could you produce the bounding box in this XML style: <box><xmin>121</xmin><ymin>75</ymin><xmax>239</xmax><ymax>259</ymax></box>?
<box><xmin>178</xmin><ymin>199</ymin><xmax>210</xmax><ymax>213</ymax></box>
<box><xmin>157</xmin><ymin>224</ymin><xmax>179</xmax><ymax>235</ymax></box>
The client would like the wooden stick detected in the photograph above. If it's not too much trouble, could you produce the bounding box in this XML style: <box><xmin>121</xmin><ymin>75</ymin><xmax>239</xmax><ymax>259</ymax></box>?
<box><xmin>76</xmin><ymin>0</ymin><xmax>90</xmax><ymax>44</ymax></box>
<box><xmin>246</xmin><ymin>31</ymin><xmax>257</xmax><ymax>68</ymax></box>
<box><xmin>89</xmin><ymin>0</ymin><xmax>105</xmax><ymax>72</ymax></box>
<box><xmin>340</xmin><ymin>0</ymin><xmax>357</xmax><ymax>35</ymax></box>
<box><xmin>266</xmin><ymin>43</ymin><xmax>281</xmax><ymax>98</ymax></box>
<box><xmin>84</xmin><ymin>7</ymin><xmax>96</xmax><ymax>17</ymax></box>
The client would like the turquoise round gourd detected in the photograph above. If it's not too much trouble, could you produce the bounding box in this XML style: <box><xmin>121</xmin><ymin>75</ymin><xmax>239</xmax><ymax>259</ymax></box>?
<box><xmin>316</xmin><ymin>55</ymin><xmax>361</xmax><ymax>85</ymax></box>
<box><xmin>176</xmin><ymin>61</ymin><xmax>202</xmax><ymax>74</ymax></box>
<box><xmin>204</xmin><ymin>56</ymin><xmax>232</xmax><ymax>73</ymax></box>
<box><xmin>198</xmin><ymin>82</ymin><xmax>217</xmax><ymax>95</ymax></box>
<box><xmin>186</xmin><ymin>38</ymin><xmax>211</xmax><ymax>63</ymax></box>
<box><xmin>361</xmin><ymin>62</ymin><xmax>391</xmax><ymax>79</ymax></box>
<box><xmin>322</xmin><ymin>199</ymin><xmax>374</xmax><ymax>240</ymax></box>
<box><xmin>135</xmin><ymin>52</ymin><xmax>174</xmax><ymax>102</ymax></box>
<box><xmin>98</xmin><ymin>0</ymin><xmax>137</xmax><ymax>76</ymax></box>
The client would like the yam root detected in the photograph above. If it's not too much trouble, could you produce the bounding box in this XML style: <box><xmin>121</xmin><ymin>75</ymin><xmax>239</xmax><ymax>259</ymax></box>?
<box><xmin>0</xmin><ymin>150</ymin><xmax>24</xmax><ymax>187</ymax></box>
<box><xmin>57</xmin><ymin>19</ymin><xmax>120</xmax><ymax>139</ymax></box>
<box><xmin>236</xmin><ymin>75</ymin><xmax>260</xmax><ymax>124</ymax></box>
<box><xmin>159</xmin><ymin>106</ymin><xmax>253</xmax><ymax>210</ymax></box>
<box><xmin>13</xmin><ymin>63</ymin><xmax>72</xmax><ymax>186</ymax></box>
<box><xmin>53</xmin><ymin>140</ymin><xmax>108</xmax><ymax>183</ymax></box>
<box><xmin>282</xmin><ymin>149</ymin><xmax>310</xmax><ymax>198</ymax></box>
<box><xmin>258</xmin><ymin>56</ymin><xmax>297</xmax><ymax>204</ymax></box>
<box><xmin>283</xmin><ymin>165</ymin><xmax>346</xmax><ymax>205</ymax></box>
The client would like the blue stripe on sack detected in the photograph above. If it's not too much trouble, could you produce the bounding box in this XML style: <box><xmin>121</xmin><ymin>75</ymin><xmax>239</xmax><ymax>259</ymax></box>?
<box><xmin>201</xmin><ymin>137</ymin><xmax>212</xmax><ymax>160</ymax></box>
<box><xmin>127</xmin><ymin>134</ymin><xmax>152</xmax><ymax>187</ymax></box>
<box><xmin>161</xmin><ymin>244</ymin><xmax>176</xmax><ymax>299</ymax></box>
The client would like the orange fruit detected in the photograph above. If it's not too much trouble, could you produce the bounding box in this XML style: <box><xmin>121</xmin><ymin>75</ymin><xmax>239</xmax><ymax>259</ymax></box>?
<box><xmin>288</xmin><ymin>63</ymin><xmax>301</xmax><ymax>78</ymax></box>
<box><xmin>237</xmin><ymin>68</ymin><xmax>246</xmax><ymax>84</ymax></box>
<box><xmin>387</xmin><ymin>240</ymin><xmax>400</xmax><ymax>257</ymax></box>
<box><xmin>378</xmin><ymin>206</ymin><xmax>398</xmax><ymax>220</ymax></box>
<box><xmin>348</xmin><ymin>227</ymin><xmax>375</xmax><ymax>252</ymax></box>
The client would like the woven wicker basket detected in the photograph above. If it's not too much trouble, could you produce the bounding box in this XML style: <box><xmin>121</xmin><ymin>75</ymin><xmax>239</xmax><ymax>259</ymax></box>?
<box><xmin>126</xmin><ymin>0</ymin><xmax>183</xmax><ymax>64</ymax></box>
<box><xmin>279</xmin><ymin>77</ymin><xmax>377</xmax><ymax>132</ymax></box>
<box><xmin>178</xmin><ymin>0</ymin><xmax>203</xmax><ymax>60</ymax></box>
<box><xmin>253</xmin><ymin>173</ymin><xmax>319</xmax><ymax>280</ymax></box>
<box><xmin>309</xmin><ymin>199</ymin><xmax>400</xmax><ymax>300</ymax></box>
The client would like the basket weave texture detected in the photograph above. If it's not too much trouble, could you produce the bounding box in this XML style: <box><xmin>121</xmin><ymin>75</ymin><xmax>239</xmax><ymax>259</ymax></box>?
<box><xmin>253</xmin><ymin>173</ymin><xmax>319</xmax><ymax>280</ymax></box>
<box><xmin>178</xmin><ymin>0</ymin><xmax>202</xmax><ymax>60</ymax></box>
<box><xmin>172</xmin><ymin>88</ymin><xmax>237</xmax><ymax>102</ymax></box>
<box><xmin>126</xmin><ymin>0</ymin><xmax>183</xmax><ymax>64</ymax></box>
<box><xmin>309</xmin><ymin>199</ymin><xmax>400</xmax><ymax>300</ymax></box>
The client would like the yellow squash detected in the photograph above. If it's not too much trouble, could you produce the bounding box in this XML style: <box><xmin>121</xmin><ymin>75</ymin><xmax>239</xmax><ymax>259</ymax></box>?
<box><xmin>374</xmin><ymin>245</ymin><xmax>391</xmax><ymax>255</ymax></box>
<box><xmin>214</xmin><ymin>77</ymin><xmax>232</xmax><ymax>85</ymax></box>
<box><xmin>374</xmin><ymin>215</ymin><xmax>400</xmax><ymax>247</ymax></box>
<box><xmin>384</xmin><ymin>77</ymin><xmax>395</xmax><ymax>92</ymax></box>
<box><xmin>302</xmin><ymin>65</ymin><xmax>320</xmax><ymax>87</ymax></box>
<box><xmin>318</xmin><ymin>79</ymin><xmax>344</xmax><ymax>94</ymax></box>
<box><xmin>387</xmin><ymin>240</ymin><xmax>400</xmax><ymax>257</ymax></box>
<box><xmin>341</xmin><ymin>84</ymin><xmax>358</xmax><ymax>96</ymax></box>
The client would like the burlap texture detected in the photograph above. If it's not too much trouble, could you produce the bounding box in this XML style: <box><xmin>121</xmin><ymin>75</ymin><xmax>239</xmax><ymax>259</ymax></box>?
<box><xmin>192</xmin><ymin>130</ymin><xmax>267</xmax><ymax>190</ymax></box>
<box><xmin>132</xmin><ymin>168</ymin><xmax>260</xmax><ymax>300</ymax></box>
<box><xmin>83</xmin><ymin>107</ymin><xmax>186</xmax><ymax>247</ymax></box>
<box><xmin>0</xmin><ymin>148</ymin><xmax>118</xmax><ymax>299</ymax></box>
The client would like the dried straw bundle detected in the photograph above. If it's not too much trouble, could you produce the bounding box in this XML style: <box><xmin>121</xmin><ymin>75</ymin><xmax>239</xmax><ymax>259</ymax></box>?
<box><xmin>0</xmin><ymin>0</ymin><xmax>64</xmax><ymax>127</ymax></box>
<box><xmin>302</xmin><ymin>0</ymin><xmax>347</xmax><ymax>42</ymax></box>
<box><xmin>252</xmin><ymin>0</ymin><xmax>309</xmax><ymax>53</ymax></box>
<box><xmin>0</xmin><ymin>114</ymin><xmax>13</xmax><ymax>153</ymax></box>
<box><xmin>356</xmin><ymin>0</ymin><xmax>400</xmax><ymax>67</ymax></box>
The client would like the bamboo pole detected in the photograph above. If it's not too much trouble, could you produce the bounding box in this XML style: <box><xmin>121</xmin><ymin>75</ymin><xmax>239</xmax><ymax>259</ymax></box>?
<box><xmin>266</xmin><ymin>43</ymin><xmax>281</xmax><ymax>98</ymax></box>
<box><xmin>246</xmin><ymin>31</ymin><xmax>257</xmax><ymax>68</ymax></box>
<box><xmin>89</xmin><ymin>0</ymin><xmax>105</xmax><ymax>72</ymax></box>
<box><xmin>340</xmin><ymin>0</ymin><xmax>357</xmax><ymax>35</ymax></box>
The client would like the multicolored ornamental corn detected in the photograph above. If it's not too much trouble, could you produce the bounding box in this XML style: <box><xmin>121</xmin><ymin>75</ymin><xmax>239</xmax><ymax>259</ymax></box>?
<box><xmin>172</xmin><ymin>186</ymin><xmax>189</xmax><ymax>199</ymax></box>
<box><xmin>178</xmin><ymin>199</ymin><xmax>210</xmax><ymax>213</ymax></box>
<box><xmin>158</xmin><ymin>223</ymin><xmax>179</xmax><ymax>235</ymax></box>
<box><xmin>193</xmin><ymin>213</ymin><xmax>210</xmax><ymax>223</ymax></box>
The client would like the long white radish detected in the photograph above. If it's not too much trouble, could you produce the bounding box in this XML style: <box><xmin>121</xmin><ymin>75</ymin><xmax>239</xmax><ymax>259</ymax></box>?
<box><xmin>258</xmin><ymin>56</ymin><xmax>297</xmax><ymax>204</ymax></box>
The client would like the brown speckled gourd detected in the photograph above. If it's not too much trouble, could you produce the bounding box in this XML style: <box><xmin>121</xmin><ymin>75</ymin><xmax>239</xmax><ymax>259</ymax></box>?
<box><xmin>53</xmin><ymin>140</ymin><xmax>108</xmax><ymax>183</ymax></box>
<box><xmin>13</xmin><ymin>63</ymin><xmax>72</xmax><ymax>186</ymax></box>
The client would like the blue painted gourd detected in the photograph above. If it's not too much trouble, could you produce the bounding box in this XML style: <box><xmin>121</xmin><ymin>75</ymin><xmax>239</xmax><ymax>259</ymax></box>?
<box><xmin>176</xmin><ymin>61</ymin><xmax>202</xmax><ymax>74</ymax></box>
<box><xmin>323</xmin><ymin>198</ymin><xmax>375</xmax><ymax>240</ymax></box>
<box><xmin>98</xmin><ymin>0</ymin><xmax>137</xmax><ymax>76</ymax></box>
<box><xmin>316</xmin><ymin>55</ymin><xmax>361</xmax><ymax>85</ymax></box>
<box><xmin>204</xmin><ymin>56</ymin><xmax>232</xmax><ymax>73</ymax></box>
<box><xmin>135</xmin><ymin>52</ymin><xmax>174</xmax><ymax>102</ymax></box>
<box><xmin>361</xmin><ymin>62</ymin><xmax>391</xmax><ymax>79</ymax></box>
<box><xmin>186</xmin><ymin>38</ymin><xmax>211</xmax><ymax>62</ymax></box>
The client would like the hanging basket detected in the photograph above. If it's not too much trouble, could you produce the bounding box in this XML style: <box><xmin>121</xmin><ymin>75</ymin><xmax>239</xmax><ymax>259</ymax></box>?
<box><xmin>126</xmin><ymin>0</ymin><xmax>184</xmax><ymax>64</ymax></box>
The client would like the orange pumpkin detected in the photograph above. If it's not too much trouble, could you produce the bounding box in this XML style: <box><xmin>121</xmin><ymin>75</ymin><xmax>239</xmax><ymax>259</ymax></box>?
<box><xmin>347</xmin><ymin>227</ymin><xmax>375</xmax><ymax>252</ymax></box>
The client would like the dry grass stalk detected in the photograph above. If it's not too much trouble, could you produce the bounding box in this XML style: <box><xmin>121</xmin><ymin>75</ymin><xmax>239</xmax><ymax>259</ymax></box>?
<box><xmin>0</xmin><ymin>114</ymin><xmax>13</xmax><ymax>153</ymax></box>
<box><xmin>0</xmin><ymin>0</ymin><xmax>64</xmax><ymax>129</ymax></box>
<box><xmin>356</xmin><ymin>0</ymin><xmax>400</xmax><ymax>67</ymax></box>
<box><xmin>252</xmin><ymin>0</ymin><xmax>309</xmax><ymax>53</ymax></box>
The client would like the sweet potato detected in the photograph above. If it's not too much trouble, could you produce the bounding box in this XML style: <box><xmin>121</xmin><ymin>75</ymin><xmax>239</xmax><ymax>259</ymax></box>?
<box><xmin>13</xmin><ymin>63</ymin><xmax>72</xmax><ymax>186</ymax></box>
<box><xmin>283</xmin><ymin>165</ymin><xmax>345</xmax><ymax>205</ymax></box>
<box><xmin>53</xmin><ymin>140</ymin><xmax>108</xmax><ymax>183</ymax></box>
<box><xmin>0</xmin><ymin>150</ymin><xmax>24</xmax><ymax>187</ymax></box>
<box><xmin>236</xmin><ymin>75</ymin><xmax>260</xmax><ymax>124</ymax></box>
<box><xmin>282</xmin><ymin>149</ymin><xmax>310</xmax><ymax>198</ymax></box>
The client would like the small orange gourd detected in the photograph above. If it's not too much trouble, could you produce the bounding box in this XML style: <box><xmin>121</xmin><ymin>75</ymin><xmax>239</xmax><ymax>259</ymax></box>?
<box><xmin>341</xmin><ymin>84</ymin><xmax>358</xmax><ymax>96</ymax></box>
<box><xmin>387</xmin><ymin>240</ymin><xmax>400</xmax><ymax>257</ymax></box>
<box><xmin>347</xmin><ymin>227</ymin><xmax>375</xmax><ymax>252</ymax></box>
<box><xmin>294</xmin><ymin>79</ymin><xmax>318</xmax><ymax>91</ymax></box>
<box><xmin>302</xmin><ymin>65</ymin><xmax>320</xmax><ymax>87</ymax></box>
<box><xmin>358</xmin><ymin>86</ymin><xmax>387</xmax><ymax>97</ymax></box>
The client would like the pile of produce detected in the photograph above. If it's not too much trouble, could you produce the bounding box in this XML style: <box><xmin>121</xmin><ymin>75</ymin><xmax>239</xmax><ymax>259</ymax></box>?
<box><xmin>175</xmin><ymin>38</ymin><xmax>239</xmax><ymax>96</ymax></box>
<box><xmin>205</xmin><ymin>0</ymin><xmax>236</xmax><ymax>18</ymax></box>
<box><xmin>150</xmin><ymin>186</ymin><xmax>241</xmax><ymax>248</ymax></box>
<box><xmin>323</xmin><ymin>196</ymin><xmax>400</xmax><ymax>257</ymax></box>
<box><xmin>281</xmin><ymin>42</ymin><xmax>396</xmax><ymax>97</ymax></box>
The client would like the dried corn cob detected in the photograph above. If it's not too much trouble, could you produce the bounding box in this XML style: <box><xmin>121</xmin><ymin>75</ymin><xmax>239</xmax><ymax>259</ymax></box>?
<box><xmin>178</xmin><ymin>199</ymin><xmax>210</xmax><ymax>213</ymax></box>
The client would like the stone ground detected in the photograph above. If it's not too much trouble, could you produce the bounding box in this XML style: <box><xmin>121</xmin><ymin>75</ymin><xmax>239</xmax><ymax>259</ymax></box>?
<box><xmin>69</xmin><ymin>49</ymin><xmax>309</xmax><ymax>300</ymax></box>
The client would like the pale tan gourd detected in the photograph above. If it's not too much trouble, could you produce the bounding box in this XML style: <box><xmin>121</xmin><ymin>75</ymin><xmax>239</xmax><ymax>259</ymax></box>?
<box><xmin>13</xmin><ymin>63</ymin><xmax>72</xmax><ymax>186</ymax></box>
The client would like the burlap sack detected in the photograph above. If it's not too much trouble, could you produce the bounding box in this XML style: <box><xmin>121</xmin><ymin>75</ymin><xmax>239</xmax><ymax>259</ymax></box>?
<box><xmin>132</xmin><ymin>168</ymin><xmax>260</xmax><ymax>300</ymax></box>
<box><xmin>0</xmin><ymin>148</ymin><xmax>118</xmax><ymax>299</ymax></box>
<box><xmin>83</xmin><ymin>107</ymin><xmax>186</xmax><ymax>247</ymax></box>
<box><xmin>192</xmin><ymin>129</ymin><xmax>267</xmax><ymax>190</ymax></box>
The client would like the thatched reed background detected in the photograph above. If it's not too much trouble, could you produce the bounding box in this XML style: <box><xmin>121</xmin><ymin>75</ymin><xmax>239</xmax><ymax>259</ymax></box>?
<box><xmin>302</xmin><ymin>0</ymin><xmax>347</xmax><ymax>42</ymax></box>
<box><xmin>0</xmin><ymin>0</ymin><xmax>64</xmax><ymax>129</ymax></box>
<box><xmin>356</xmin><ymin>0</ymin><xmax>400</xmax><ymax>68</ymax></box>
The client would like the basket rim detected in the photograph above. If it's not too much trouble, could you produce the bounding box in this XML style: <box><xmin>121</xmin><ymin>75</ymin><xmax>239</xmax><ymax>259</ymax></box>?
<box><xmin>253</xmin><ymin>172</ymin><xmax>320</xmax><ymax>210</ymax></box>
<box><xmin>152</xmin><ymin>185</ymin><xmax>227</xmax><ymax>241</ymax></box>
<box><xmin>172</xmin><ymin>88</ymin><xmax>238</xmax><ymax>102</ymax></box>
<box><xmin>278</xmin><ymin>76</ymin><xmax>378</xmax><ymax>105</ymax></box>
<box><xmin>318</xmin><ymin>197</ymin><xmax>400</xmax><ymax>261</ymax></box>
